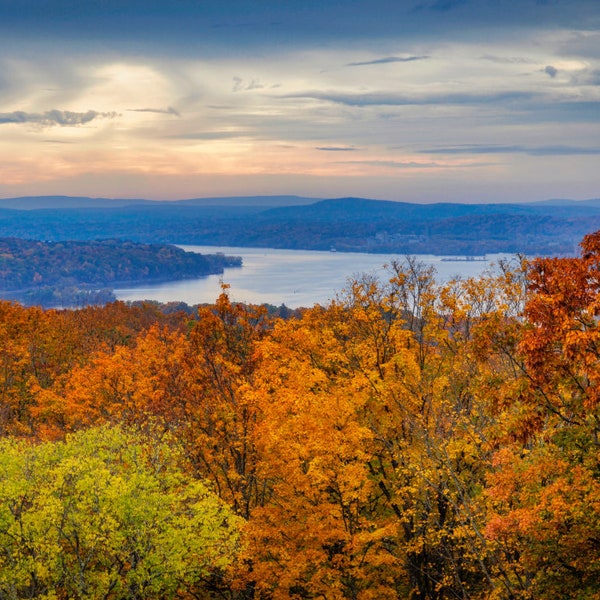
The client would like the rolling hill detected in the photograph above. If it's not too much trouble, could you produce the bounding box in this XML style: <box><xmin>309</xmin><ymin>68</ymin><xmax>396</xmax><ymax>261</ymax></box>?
<box><xmin>0</xmin><ymin>195</ymin><xmax>598</xmax><ymax>255</ymax></box>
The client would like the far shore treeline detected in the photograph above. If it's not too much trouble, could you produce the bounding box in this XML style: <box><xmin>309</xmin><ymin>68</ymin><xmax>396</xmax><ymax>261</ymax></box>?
<box><xmin>0</xmin><ymin>230</ymin><xmax>599</xmax><ymax>598</ymax></box>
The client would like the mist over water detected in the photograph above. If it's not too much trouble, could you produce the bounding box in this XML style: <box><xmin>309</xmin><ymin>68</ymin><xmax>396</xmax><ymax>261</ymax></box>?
<box><xmin>115</xmin><ymin>246</ymin><xmax>512</xmax><ymax>308</ymax></box>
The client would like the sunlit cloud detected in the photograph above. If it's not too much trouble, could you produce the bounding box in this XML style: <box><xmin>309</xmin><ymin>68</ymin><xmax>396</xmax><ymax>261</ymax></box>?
<box><xmin>167</xmin><ymin>131</ymin><xmax>252</xmax><ymax>141</ymax></box>
<box><xmin>0</xmin><ymin>3</ymin><xmax>598</xmax><ymax>202</ymax></box>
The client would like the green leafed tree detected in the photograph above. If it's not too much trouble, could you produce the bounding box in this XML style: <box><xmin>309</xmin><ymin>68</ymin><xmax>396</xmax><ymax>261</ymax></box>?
<box><xmin>0</xmin><ymin>424</ymin><xmax>243</xmax><ymax>599</ymax></box>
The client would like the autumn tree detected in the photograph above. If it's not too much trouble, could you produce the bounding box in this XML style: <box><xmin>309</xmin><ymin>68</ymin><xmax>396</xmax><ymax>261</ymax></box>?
<box><xmin>0</xmin><ymin>298</ymin><xmax>190</xmax><ymax>438</ymax></box>
<box><xmin>485</xmin><ymin>233</ymin><xmax>600</xmax><ymax>599</ymax></box>
<box><xmin>336</xmin><ymin>261</ymin><xmax>511</xmax><ymax>599</ymax></box>
<box><xmin>241</xmin><ymin>259</ymin><xmax>527</xmax><ymax>599</ymax></box>
<box><xmin>0</xmin><ymin>424</ymin><xmax>243</xmax><ymax>599</ymax></box>
<box><xmin>244</xmin><ymin>304</ymin><xmax>402</xmax><ymax>599</ymax></box>
<box><xmin>36</xmin><ymin>290</ymin><xmax>271</xmax><ymax>525</ymax></box>
<box><xmin>177</xmin><ymin>289</ymin><xmax>271</xmax><ymax>520</ymax></box>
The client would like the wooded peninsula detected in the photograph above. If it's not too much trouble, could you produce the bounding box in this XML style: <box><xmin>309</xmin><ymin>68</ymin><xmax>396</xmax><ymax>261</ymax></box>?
<box><xmin>0</xmin><ymin>238</ymin><xmax>241</xmax><ymax>307</ymax></box>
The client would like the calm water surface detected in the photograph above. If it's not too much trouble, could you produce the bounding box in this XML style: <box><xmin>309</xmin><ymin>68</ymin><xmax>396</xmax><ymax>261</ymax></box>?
<box><xmin>115</xmin><ymin>246</ymin><xmax>512</xmax><ymax>308</ymax></box>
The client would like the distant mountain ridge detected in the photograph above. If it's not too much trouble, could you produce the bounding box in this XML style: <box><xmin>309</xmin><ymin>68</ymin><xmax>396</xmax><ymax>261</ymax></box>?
<box><xmin>0</xmin><ymin>195</ymin><xmax>320</xmax><ymax>211</ymax></box>
<box><xmin>0</xmin><ymin>196</ymin><xmax>156</xmax><ymax>210</ymax></box>
<box><xmin>0</xmin><ymin>194</ymin><xmax>599</xmax><ymax>255</ymax></box>
<box><xmin>259</xmin><ymin>197</ymin><xmax>544</xmax><ymax>221</ymax></box>
<box><xmin>528</xmin><ymin>198</ymin><xmax>600</xmax><ymax>207</ymax></box>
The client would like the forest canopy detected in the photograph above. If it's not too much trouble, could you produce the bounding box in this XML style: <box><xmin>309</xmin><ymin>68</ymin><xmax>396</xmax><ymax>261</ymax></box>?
<box><xmin>0</xmin><ymin>232</ymin><xmax>599</xmax><ymax>598</ymax></box>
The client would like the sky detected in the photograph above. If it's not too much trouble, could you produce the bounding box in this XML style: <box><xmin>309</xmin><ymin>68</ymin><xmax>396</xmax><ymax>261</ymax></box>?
<box><xmin>0</xmin><ymin>0</ymin><xmax>599</xmax><ymax>203</ymax></box>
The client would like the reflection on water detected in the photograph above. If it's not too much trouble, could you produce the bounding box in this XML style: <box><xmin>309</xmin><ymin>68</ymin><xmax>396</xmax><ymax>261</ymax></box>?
<box><xmin>114</xmin><ymin>246</ymin><xmax>513</xmax><ymax>309</ymax></box>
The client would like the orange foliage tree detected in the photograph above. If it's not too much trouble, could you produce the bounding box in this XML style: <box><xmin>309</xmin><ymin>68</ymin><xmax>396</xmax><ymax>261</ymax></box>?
<box><xmin>486</xmin><ymin>232</ymin><xmax>600</xmax><ymax>599</ymax></box>
<box><xmin>35</xmin><ymin>291</ymin><xmax>270</xmax><ymax>521</ymax></box>
<box><xmin>242</xmin><ymin>258</ymin><xmax>527</xmax><ymax>599</ymax></box>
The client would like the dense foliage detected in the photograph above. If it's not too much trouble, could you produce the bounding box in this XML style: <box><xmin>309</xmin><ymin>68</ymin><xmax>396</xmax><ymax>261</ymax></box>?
<box><xmin>0</xmin><ymin>426</ymin><xmax>242</xmax><ymax>599</ymax></box>
<box><xmin>0</xmin><ymin>231</ymin><xmax>599</xmax><ymax>598</ymax></box>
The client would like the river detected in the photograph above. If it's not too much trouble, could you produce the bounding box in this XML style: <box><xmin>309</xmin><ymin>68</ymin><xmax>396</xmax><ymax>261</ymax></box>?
<box><xmin>114</xmin><ymin>246</ymin><xmax>513</xmax><ymax>308</ymax></box>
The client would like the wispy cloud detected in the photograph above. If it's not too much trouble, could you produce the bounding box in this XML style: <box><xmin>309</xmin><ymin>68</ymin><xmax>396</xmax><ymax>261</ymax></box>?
<box><xmin>128</xmin><ymin>106</ymin><xmax>181</xmax><ymax>116</ymax></box>
<box><xmin>280</xmin><ymin>90</ymin><xmax>536</xmax><ymax>107</ymax></box>
<box><xmin>570</xmin><ymin>68</ymin><xmax>600</xmax><ymax>86</ymax></box>
<box><xmin>588</xmin><ymin>69</ymin><xmax>600</xmax><ymax>85</ymax></box>
<box><xmin>336</xmin><ymin>159</ymin><xmax>474</xmax><ymax>169</ymax></box>
<box><xmin>233</xmin><ymin>77</ymin><xmax>266</xmax><ymax>92</ymax></box>
<box><xmin>518</xmin><ymin>100</ymin><xmax>600</xmax><ymax>123</ymax></box>
<box><xmin>346</xmin><ymin>55</ymin><xmax>429</xmax><ymax>67</ymax></box>
<box><xmin>480</xmin><ymin>54</ymin><xmax>535</xmax><ymax>65</ymax></box>
<box><xmin>0</xmin><ymin>109</ymin><xmax>118</xmax><ymax>126</ymax></box>
<box><xmin>316</xmin><ymin>146</ymin><xmax>357</xmax><ymax>151</ymax></box>
<box><xmin>167</xmin><ymin>131</ymin><xmax>250</xmax><ymax>140</ymax></box>
<box><xmin>527</xmin><ymin>145</ymin><xmax>600</xmax><ymax>156</ymax></box>
<box><xmin>413</xmin><ymin>0</ymin><xmax>469</xmax><ymax>13</ymax></box>
<box><xmin>421</xmin><ymin>144</ymin><xmax>600</xmax><ymax>155</ymax></box>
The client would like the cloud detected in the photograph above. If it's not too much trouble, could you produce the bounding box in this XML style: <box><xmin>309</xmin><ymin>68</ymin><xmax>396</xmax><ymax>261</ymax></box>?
<box><xmin>421</xmin><ymin>144</ymin><xmax>600</xmax><ymax>155</ymax></box>
<box><xmin>515</xmin><ymin>100</ymin><xmax>600</xmax><ymax>123</ymax></box>
<box><xmin>128</xmin><ymin>106</ymin><xmax>180</xmax><ymax>116</ymax></box>
<box><xmin>480</xmin><ymin>54</ymin><xmax>535</xmax><ymax>65</ymax></box>
<box><xmin>0</xmin><ymin>109</ymin><xmax>118</xmax><ymax>126</ymax></box>
<box><xmin>337</xmin><ymin>159</ymin><xmax>465</xmax><ymax>169</ymax></box>
<box><xmin>570</xmin><ymin>68</ymin><xmax>600</xmax><ymax>86</ymax></box>
<box><xmin>588</xmin><ymin>69</ymin><xmax>600</xmax><ymax>85</ymax></box>
<box><xmin>233</xmin><ymin>77</ymin><xmax>265</xmax><ymax>92</ymax></box>
<box><xmin>412</xmin><ymin>0</ymin><xmax>469</xmax><ymax>13</ymax></box>
<box><xmin>2</xmin><ymin>0</ymin><xmax>600</xmax><ymax>57</ymax></box>
<box><xmin>346</xmin><ymin>55</ymin><xmax>429</xmax><ymax>67</ymax></box>
<box><xmin>544</xmin><ymin>65</ymin><xmax>558</xmax><ymax>78</ymax></box>
<box><xmin>167</xmin><ymin>131</ymin><xmax>250</xmax><ymax>140</ymax></box>
<box><xmin>280</xmin><ymin>90</ymin><xmax>536</xmax><ymax>107</ymax></box>
<box><xmin>316</xmin><ymin>146</ymin><xmax>357</xmax><ymax>151</ymax></box>
<box><xmin>558</xmin><ymin>31</ymin><xmax>600</xmax><ymax>60</ymax></box>
<box><xmin>423</xmin><ymin>144</ymin><xmax>522</xmax><ymax>154</ymax></box>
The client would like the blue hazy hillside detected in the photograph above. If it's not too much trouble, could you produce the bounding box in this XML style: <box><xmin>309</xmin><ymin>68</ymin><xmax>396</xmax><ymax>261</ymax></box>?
<box><xmin>0</xmin><ymin>195</ymin><xmax>318</xmax><ymax>211</ymax></box>
<box><xmin>0</xmin><ymin>195</ymin><xmax>599</xmax><ymax>255</ymax></box>
<box><xmin>260</xmin><ymin>197</ymin><xmax>544</xmax><ymax>221</ymax></box>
